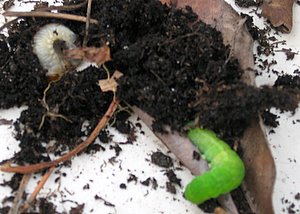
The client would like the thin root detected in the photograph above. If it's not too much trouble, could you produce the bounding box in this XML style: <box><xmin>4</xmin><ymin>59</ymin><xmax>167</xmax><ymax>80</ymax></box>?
<box><xmin>21</xmin><ymin>167</ymin><xmax>55</xmax><ymax>213</ymax></box>
<box><xmin>103</xmin><ymin>64</ymin><xmax>111</xmax><ymax>79</ymax></box>
<box><xmin>82</xmin><ymin>0</ymin><xmax>93</xmax><ymax>47</ymax></box>
<box><xmin>8</xmin><ymin>174</ymin><xmax>31</xmax><ymax>214</ymax></box>
<box><xmin>39</xmin><ymin>79</ymin><xmax>72</xmax><ymax>130</ymax></box>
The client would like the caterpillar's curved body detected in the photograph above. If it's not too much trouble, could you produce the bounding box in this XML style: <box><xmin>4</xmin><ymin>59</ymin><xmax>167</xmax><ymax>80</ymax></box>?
<box><xmin>184</xmin><ymin>128</ymin><xmax>245</xmax><ymax>204</ymax></box>
<box><xmin>33</xmin><ymin>23</ymin><xmax>77</xmax><ymax>77</ymax></box>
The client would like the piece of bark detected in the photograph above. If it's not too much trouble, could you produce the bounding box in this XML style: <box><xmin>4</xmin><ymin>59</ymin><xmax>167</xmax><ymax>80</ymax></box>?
<box><xmin>160</xmin><ymin>0</ymin><xmax>276</xmax><ymax>213</ymax></box>
<box><xmin>240</xmin><ymin>119</ymin><xmax>276</xmax><ymax>214</ymax></box>
<box><xmin>65</xmin><ymin>45</ymin><xmax>111</xmax><ymax>66</ymax></box>
<box><xmin>262</xmin><ymin>0</ymin><xmax>294</xmax><ymax>33</ymax></box>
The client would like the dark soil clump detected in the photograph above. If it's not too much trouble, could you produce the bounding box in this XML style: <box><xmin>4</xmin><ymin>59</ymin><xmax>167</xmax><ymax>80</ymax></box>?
<box><xmin>193</xmin><ymin>85</ymin><xmax>297</xmax><ymax>140</ymax></box>
<box><xmin>231</xmin><ymin>187</ymin><xmax>254</xmax><ymax>213</ymax></box>
<box><xmin>151</xmin><ymin>151</ymin><xmax>173</xmax><ymax>168</ymax></box>
<box><xmin>262</xmin><ymin>110</ymin><xmax>279</xmax><ymax>127</ymax></box>
<box><xmin>235</xmin><ymin>0</ymin><xmax>262</xmax><ymax>8</ymax></box>
<box><xmin>38</xmin><ymin>198</ymin><xmax>58</xmax><ymax>214</ymax></box>
<box><xmin>0</xmin><ymin>173</ymin><xmax>23</xmax><ymax>192</ymax></box>
<box><xmin>198</xmin><ymin>199</ymin><xmax>220</xmax><ymax>213</ymax></box>
<box><xmin>165</xmin><ymin>169</ymin><xmax>181</xmax><ymax>187</ymax></box>
<box><xmin>274</xmin><ymin>74</ymin><xmax>300</xmax><ymax>90</ymax></box>
<box><xmin>13</xmin><ymin>66</ymin><xmax>114</xmax><ymax>164</ymax></box>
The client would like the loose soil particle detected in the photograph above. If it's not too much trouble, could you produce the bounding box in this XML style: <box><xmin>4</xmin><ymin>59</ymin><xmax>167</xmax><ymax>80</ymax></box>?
<box><xmin>38</xmin><ymin>198</ymin><xmax>58</xmax><ymax>214</ymax></box>
<box><xmin>0</xmin><ymin>207</ymin><xmax>10</xmax><ymax>214</ymax></box>
<box><xmin>151</xmin><ymin>151</ymin><xmax>173</xmax><ymax>168</ymax></box>
<box><xmin>274</xmin><ymin>74</ymin><xmax>300</xmax><ymax>90</ymax></box>
<box><xmin>0</xmin><ymin>173</ymin><xmax>23</xmax><ymax>192</ymax></box>
<box><xmin>295</xmin><ymin>193</ymin><xmax>300</xmax><ymax>201</ymax></box>
<box><xmin>262</xmin><ymin>110</ymin><xmax>279</xmax><ymax>128</ymax></box>
<box><xmin>231</xmin><ymin>187</ymin><xmax>254</xmax><ymax>214</ymax></box>
<box><xmin>165</xmin><ymin>169</ymin><xmax>182</xmax><ymax>187</ymax></box>
<box><xmin>166</xmin><ymin>181</ymin><xmax>176</xmax><ymax>194</ymax></box>
<box><xmin>119</xmin><ymin>183</ymin><xmax>127</xmax><ymax>189</ymax></box>
<box><xmin>235</xmin><ymin>0</ymin><xmax>262</xmax><ymax>8</ymax></box>
<box><xmin>127</xmin><ymin>173</ymin><xmax>138</xmax><ymax>183</ymax></box>
<box><xmin>198</xmin><ymin>199</ymin><xmax>220</xmax><ymax>213</ymax></box>
<box><xmin>140</xmin><ymin>177</ymin><xmax>151</xmax><ymax>186</ymax></box>
<box><xmin>140</xmin><ymin>177</ymin><xmax>158</xmax><ymax>190</ymax></box>
<box><xmin>70</xmin><ymin>204</ymin><xmax>85</xmax><ymax>214</ymax></box>
<box><xmin>94</xmin><ymin>194</ymin><xmax>115</xmax><ymax>207</ymax></box>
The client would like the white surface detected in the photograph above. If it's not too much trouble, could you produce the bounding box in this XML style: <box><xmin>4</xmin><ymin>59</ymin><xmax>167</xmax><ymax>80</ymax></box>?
<box><xmin>1</xmin><ymin>0</ymin><xmax>300</xmax><ymax>213</ymax></box>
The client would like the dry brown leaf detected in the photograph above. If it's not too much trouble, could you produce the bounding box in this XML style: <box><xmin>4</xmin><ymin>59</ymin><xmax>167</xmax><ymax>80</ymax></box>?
<box><xmin>160</xmin><ymin>0</ymin><xmax>275</xmax><ymax>213</ymax></box>
<box><xmin>98</xmin><ymin>71</ymin><xmax>123</xmax><ymax>92</ymax></box>
<box><xmin>65</xmin><ymin>45</ymin><xmax>111</xmax><ymax>66</ymax></box>
<box><xmin>262</xmin><ymin>0</ymin><xmax>294</xmax><ymax>33</ymax></box>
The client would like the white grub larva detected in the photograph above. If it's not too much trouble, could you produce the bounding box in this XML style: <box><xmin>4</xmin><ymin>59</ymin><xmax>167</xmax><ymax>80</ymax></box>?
<box><xmin>33</xmin><ymin>23</ymin><xmax>77</xmax><ymax>77</ymax></box>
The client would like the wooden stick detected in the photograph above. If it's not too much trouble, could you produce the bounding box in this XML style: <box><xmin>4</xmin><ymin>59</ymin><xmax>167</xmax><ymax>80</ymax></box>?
<box><xmin>0</xmin><ymin>99</ymin><xmax>118</xmax><ymax>174</ymax></box>
<box><xmin>3</xmin><ymin>11</ymin><xmax>98</xmax><ymax>24</ymax></box>
<box><xmin>83</xmin><ymin>0</ymin><xmax>93</xmax><ymax>47</ymax></box>
<box><xmin>35</xmin><ymin>1</ymin><xmax>87</xmax><ymax>11</ymax></box>
<box><xmin>8</xmin><ymin>174</ymin><xmax>31</xmax><ymax>214</ymax></box>
<box><xmin>21</xmin><ymin>167</ymin><xmax>55</xmax><ymax>213</ymax></box>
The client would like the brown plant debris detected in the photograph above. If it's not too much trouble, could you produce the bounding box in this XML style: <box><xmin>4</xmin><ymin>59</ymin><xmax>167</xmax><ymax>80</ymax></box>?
<box><xmin>65</xmin><ymin>45</ymin><xmax>111</xmax><ymax>66</ymax></box>
<box><xmin>262</xmin><ymin>0</ymin><xmax>294</xmax><ymax>33</ymax></box>
<box><xmin>98</xmin><ymin>70</ymin><xmax>123</xmax><ymax>92</ymax></box>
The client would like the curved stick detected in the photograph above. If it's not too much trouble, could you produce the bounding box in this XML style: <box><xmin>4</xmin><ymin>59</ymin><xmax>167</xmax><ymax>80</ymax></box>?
<box><xmin>0</xmin><ymin>99</ymin><xmax>118</xmax><ymax>174</ymax></box>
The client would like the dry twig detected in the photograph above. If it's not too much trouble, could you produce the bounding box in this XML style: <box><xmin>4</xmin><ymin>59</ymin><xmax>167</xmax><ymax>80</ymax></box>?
<box><xmin>8</xmin><ymin>174</ymin><xmax>31</xmax><ymax>214</ymax></box>
<box><xmin>35</xmin><ymin>1</ymin><xmax>87</xmax><ymax>11</ymax></box>
<box><xmin>3</xmin><ymin>11</ymin><xmax>98</xmax><ymax>24</ymax></box>
<box><xmin>21</xmin><ymin>167</ymin><xmax>55</xmax><ymax>213</ymax></box>
<box><xmin>83</xmin><ymin>0</ymin><xmax>93</xmax><ymax>46</ymax></box>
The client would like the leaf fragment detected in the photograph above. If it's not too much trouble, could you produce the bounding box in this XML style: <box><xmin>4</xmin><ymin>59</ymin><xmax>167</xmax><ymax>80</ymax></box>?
<box><xmin>262</xmin><ymin>0</ymin><xmax>294</xmax><ymax>33</ymax></box>
<box><xmin>65</xmin><ymin>45</ymin><xmax>111</xmax><ymax>66</ymax></box>
<box><xmin>98</xmin><ymin>71</ymin><xmax>123</xmax><ymax>92</ymax></box>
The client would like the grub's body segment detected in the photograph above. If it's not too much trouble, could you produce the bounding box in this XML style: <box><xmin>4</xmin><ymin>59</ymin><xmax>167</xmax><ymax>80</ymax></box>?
<box><xmin>184</xmin><ymin>128</ymin><xmax>245</xmax><ymax>204</ymax></box>
<box><xmin>33</xmin><ymin>23</ymin><xmax>77</xmax><ymax>77</ymax></box>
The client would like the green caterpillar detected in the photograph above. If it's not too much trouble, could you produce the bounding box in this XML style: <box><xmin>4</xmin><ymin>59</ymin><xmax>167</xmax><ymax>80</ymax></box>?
<box><xmin>184</xmin><ymin>128</ymin><xmax>245</xmax><ymax>204</ymax></box>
